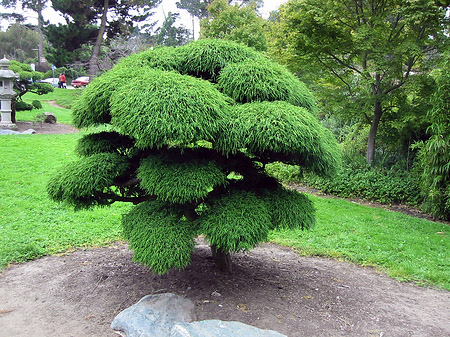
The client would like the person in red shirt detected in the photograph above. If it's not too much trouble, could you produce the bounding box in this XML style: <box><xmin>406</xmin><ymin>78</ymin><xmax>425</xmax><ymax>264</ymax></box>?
<box><xmin>58</xmin><ymin>73</ymin><xmax>66</xmax><ymax>88</ymax></box>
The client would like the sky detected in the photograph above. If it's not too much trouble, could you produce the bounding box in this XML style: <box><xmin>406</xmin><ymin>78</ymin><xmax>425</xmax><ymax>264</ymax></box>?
<box><xmin>1</xmin><ymin>0</ymin><xmax>288</xmax><ymax>35</ymax></box>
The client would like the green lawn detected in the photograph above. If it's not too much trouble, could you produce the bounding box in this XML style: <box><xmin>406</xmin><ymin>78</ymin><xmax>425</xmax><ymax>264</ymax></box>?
<box><xmin>0</xmin><ymin>134</ymin><xmax>130</xmax><ymax>268</ymax></box>
<box><xmin>0</xmin><ymin>134</ymin><xmax>449</xmax><ymax>291</ymax></box>
<box><xmin>270</xmin><ymin>196</ymin><xmax>450</xmax><ymax>290</ymax></box>
<box><xmin>15</xmin><ymin>88</ymin><xmax>83</xmax><ymax>124</ymax></box>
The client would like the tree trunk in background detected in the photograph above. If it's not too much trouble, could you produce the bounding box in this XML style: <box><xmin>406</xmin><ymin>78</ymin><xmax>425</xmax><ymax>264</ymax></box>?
<box><xmin>89</xmin><ymin>0</ymin><xmax>109</xmax><ymax>79</ymax></box>
<box><xmin>366</xmin><ymin>99</ymin><xmax>382</xmax><ymax>165</ymax></box>
<box><xmin>211</xmin><ymin>245</ymin><xmax>232</xmax><ymax>273</ymax></box>
<box><xmin>37</xmin><ymin>0</ymin><xmax>45</xmax><ymax>71</ymax></box>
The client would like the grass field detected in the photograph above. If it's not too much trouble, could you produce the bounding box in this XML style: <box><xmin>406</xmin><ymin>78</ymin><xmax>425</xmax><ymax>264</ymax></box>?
<box><xmin>15</xmin><ymin>88</ymin><xmax>83</xmax><ymax>124</ymax></box>
<box><xmin>0</xmin><ymin>132</ymin><xmax>449</xmax><ymax>290</ymax></box>
<box><xmin>0</xmin><ymin>134</ymin><xmax>130</xmax><ymax>269</ymax></box>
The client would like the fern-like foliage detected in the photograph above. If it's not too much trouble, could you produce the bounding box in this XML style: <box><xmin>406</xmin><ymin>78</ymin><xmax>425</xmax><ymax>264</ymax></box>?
<box><xmin>216</xmin><ymin>101</ymin><xmax>341</xmax><ymax>176</ymax></box>
<box><xmin>122</xmin><ymin>200</ymin><xmax>196</xmax><ymax>274</ymax></box>
<box><xmin>49</xmin><ymin>38</ymin><xmax>342</xmax><ymax>274</ymax></box>
<box><xmin>110</xmin><ymin>69</ymin><xmax>230</xmax><ymax>149</ymax></box>
<box><xmin>176</xmin><ymin>38</ymin><xmax>263</xmax><ymax>81</ymax></box>
<box><xmin>217</xmin><ymin>59</ymin><xmax>317</xmax><ymax>111</ymax></box>
<box><xmin>76</xmin><ymin>132</ymin><xmax>135</xmax><ymax>157</ymax></box>
<box><xmin>262</xmin><ymin>187</ymin><xmax>315</xmax><ymax>230</ymax></box>
<box><xmin>113</xmin><ymin>46</ymin><xmax>180</xmax><ymax>72</ymax></box>
<box><xmin>138</xmin><ymin>150</ymin><xmax>227</xmax><ymax>203</ymax></box>
<box><xmin>47</xmin><ymin>153</ymin><xmax>129</xmax><ymax>210</ymax></box>
<box><xmin>199</xmin><ymin>189</ymin><xmax>272</xmax><ymax>252</ymax></box>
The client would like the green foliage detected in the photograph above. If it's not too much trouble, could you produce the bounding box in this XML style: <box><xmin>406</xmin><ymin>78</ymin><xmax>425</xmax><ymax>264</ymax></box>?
<box><xmin>47</xmin><ymin>152</ymin><xmax>129</xmax><ymax>209</ymax></box>
<box><xmin>138</xmin><ymin>150</ymin><xmax>227</xmax><ymax>203</ymax></box>
<box><xmin>269</xmin><ymin>0</ymin><xmax>447</xmax><ymax>163</ymax></box>
<box><xmin>200</xmin><ymin>0</ymin><xmax>267</xmax><ymax>51</ymax></box>
<box><xmin>31</xmin><ymin>100</ymin><xmax>42</xmax><ymax>109</ymax></box>
<box><xmin>155</xmin><ymin>12</ymin><xmax>191</xmax><ymax>47</ymax></box>
<box><xmin>15</xmin><ymin>101</ymin><xmax>33</xmax><ymax>111</ymax></box>
<box><xmin>76</xmin><ymin>132</ymin><xmax>135</xmax><ymax>157</ymax></box>
<box><xmin>300</xmin><ymin>163</ymin><xmax>421</xmax><ymax>205</ymax></box>
<box><xmin>217</xmin><ymin>58</ymin><xmax>316</xmax><ymax>110</ymax></box>
<box><xmin>110</xmin><ymin>69</ymin><xmax>230</xmax><ymax>148</ymax></box>
<box><xmin>175</xmin><ymin>38</ymin><xmax>262</xmax><ymax>80</ymax></box>
<box><xmin>122</xmin><ymin>201</ymin><xmax>196</xmax><ymax>274</ymax></box>
<box><xmin>263</xmin><ymin>187</ymin><xmax>315</xmax><ymax>230</ymax></box>
<box><xmin>199</xmin><ymin>190</ymin><xmax>271</xmax><ymax>252</ymax></box>
<box><xmin>114</xmin><ymin>46</ymin><xmax>180</xmax><ymax>71</ymax></box>
<box><xmin>414</xmin><ymin>51</ymin><xmax>450</xmax><ymax>220</ymax></box>
<box><xmin>216</xmin><ymin>101</ymin><xmax>341</xmax><ymax>176</ymax></box>
<box><xmin>72</xmin><ymin>65</ymin><xmax>146</xmax><ymax>128</ymax></box>
<box><xmin>0</xmin><ymin>23</ymin><xmax>40</xmax><ymax>63</ymax></box>
<box><xmin>50</xmin><ymin>39</ymin><xmax>341</xmax><ymax>273</ymax></box>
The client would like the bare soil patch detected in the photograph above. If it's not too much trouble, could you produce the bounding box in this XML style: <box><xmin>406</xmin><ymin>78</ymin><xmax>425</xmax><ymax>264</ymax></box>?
<box><xmin>1</xmin><ymin>240</ymin><xmax>449</xmax><ymax>337</ymax></box>
<box><xmin>15</xmin><ymin>121</ymin><xmax>78</xmax><ymax>135</ymax></box>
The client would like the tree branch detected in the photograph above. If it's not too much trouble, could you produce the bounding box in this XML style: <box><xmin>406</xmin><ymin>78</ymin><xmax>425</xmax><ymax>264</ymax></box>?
<box><xmin>98</xmin><ymin>192</ymin><xmax>155</xmax><ymax>205</ymax></box>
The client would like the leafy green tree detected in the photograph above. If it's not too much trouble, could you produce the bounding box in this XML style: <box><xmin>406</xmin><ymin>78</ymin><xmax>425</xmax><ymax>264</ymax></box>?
<box><xmin>8</xmin><ymin>60</ymin><xmax>53</xmax><ymax>122</ymax></box>
<box><xmin>0</xmin><ymin>23</ymin><xmax>40</xmax><ymax>63</ymax></box>
<box><xmin>270</xmin><ymin>0</ymin><xmax>447</xmax><ymax>164</ymax></box>
<box><xmin>155</xmin><ymin>12</ymin><xmax>190</xmax><ymax>46</ymax></box>
<box><xmin>47</xmin><ymin>39</ymin><xmax>340</xmax><ymax>274</ymax></box>
<box><xmin>414</xmin><ymin>52</ymin><xmax>450</xmax><ymax>220</ymax></box>
<box><xmin>50</xmin><ymin>0</ymin><xmax>160</xmax><ymax>76</ymax></box>
<box><xmin>200</xmin><ymin>0</ymin><xmax>267</xmax><ymax>51</ymax></box>
<box><xmin>2</xmin><ymin>0</ymin><xmax>48</xmax><ymax>67</ymax></box>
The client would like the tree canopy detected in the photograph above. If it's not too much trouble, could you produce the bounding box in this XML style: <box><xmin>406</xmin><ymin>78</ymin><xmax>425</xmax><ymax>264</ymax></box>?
<box><xmin>269</xmin><ymin>0</ymin><xmax>447</xmax><ymax>164</ymax></box>
<box><xmin>48</xmin><ymin>39</ymin><xmax>340</xmax><ymax>274</ymax></box>
<box><xmin>200</xmin><ymin>0</ymin><xmax>267</xmax><ymax>51</ymax></box>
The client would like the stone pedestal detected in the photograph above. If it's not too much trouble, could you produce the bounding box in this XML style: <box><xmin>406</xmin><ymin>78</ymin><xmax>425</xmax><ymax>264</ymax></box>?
<box><xmin>0</xmin><ymin>57</ymin><xmax>19</xmax><ymax>130</ymax></box>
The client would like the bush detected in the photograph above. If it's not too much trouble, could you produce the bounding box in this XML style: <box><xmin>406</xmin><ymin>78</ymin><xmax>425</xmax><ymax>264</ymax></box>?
<box><xmin>299</xmin><ymin>163</ymin><xmax>421</xmax><ymax>205</ymax></box>
<box><xmin>32</xmin><ymin>100</ymin><xmax>42</xmax><ymax>109</ymax></box>
<box><xmin>15</xmin><ymin>101</ymin><xmax>33</xmax><ymax>111</ymax></box>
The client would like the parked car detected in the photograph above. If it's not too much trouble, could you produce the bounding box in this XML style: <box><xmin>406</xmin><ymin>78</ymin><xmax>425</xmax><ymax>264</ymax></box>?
<box><xmin>38</xmin><ymin>77</ymin><xmax>59</xmax><ymax>87</ymax></box>
<box><xmin>71</xmin><ymin>76</ymin><xmax>90</xmax><ymax>88</ymax></box>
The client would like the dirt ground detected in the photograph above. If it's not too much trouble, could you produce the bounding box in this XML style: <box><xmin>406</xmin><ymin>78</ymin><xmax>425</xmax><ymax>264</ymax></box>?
<box><xmin>15</xmin><ymin>121</ymin><xmax>78</xmax><ymax>134</ymax></box>
<box><xmin>1</xmin><ymin>239</ymin><xmax>449</xmax><ymax>337</ymax></box>
<box><xmin>2</xmin><ymin>118</ymin><xmax>448</xmax><ymax>337</ymax></box>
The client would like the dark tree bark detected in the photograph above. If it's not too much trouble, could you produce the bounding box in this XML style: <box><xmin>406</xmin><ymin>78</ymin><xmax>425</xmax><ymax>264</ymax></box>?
<box><xmin>366</xmin><ymin>99</ymin><xmax>382</xmax><ymax>165</ymax></box>
<box><xmin>89</xmin><ymin>0</ymin><xmax>109</xmax><ymax>78</ymax></box>
<box><xmin>211</xmin><ymin>245</ymin><xmax>232</xmax><ymax>273</ymax></box>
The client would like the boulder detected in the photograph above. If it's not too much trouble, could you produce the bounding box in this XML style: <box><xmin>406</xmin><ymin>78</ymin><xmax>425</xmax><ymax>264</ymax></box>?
<box><xmin>111</xmin><ymin>293</ymin><xmax>286</xmax><ymax>337</ymax></box>
<box><xmin>111</xmin><ymin>293</ymin><xmax>196</xmax><ymax>337</ymax></box>
<box><xmin>44</xmin><ymin>112</ymin><xmax>57</xmax><ymax>124</ymax></box>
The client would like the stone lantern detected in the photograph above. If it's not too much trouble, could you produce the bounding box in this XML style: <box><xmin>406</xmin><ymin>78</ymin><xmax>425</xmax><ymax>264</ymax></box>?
<box><xmin>0</xmin><ymin>57</ymin><xmax>19</xmax><ymax>129</ymax></box>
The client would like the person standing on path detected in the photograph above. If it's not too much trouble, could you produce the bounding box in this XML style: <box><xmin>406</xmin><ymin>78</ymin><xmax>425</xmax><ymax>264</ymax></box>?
<box><xmin>58</xmin><ymin>73</ymin><xmax>66</xmax><ymax>88</ymax></box>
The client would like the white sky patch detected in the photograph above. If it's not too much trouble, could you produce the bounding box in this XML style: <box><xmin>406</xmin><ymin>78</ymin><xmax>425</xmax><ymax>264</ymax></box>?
<box><xmin>1</xmin><ymin>0</ymin><xmax>288</xmax><ymax>35</ymax></box>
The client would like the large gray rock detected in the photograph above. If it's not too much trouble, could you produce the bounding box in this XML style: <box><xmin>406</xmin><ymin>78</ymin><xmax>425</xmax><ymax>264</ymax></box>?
<box><xmin>171</xmin><ymin>320</ymin><xmax>286</xmax><ymax>337</ymax></box>
<box><xmin>111</xmin><ymin>293</ymin><xmax>286</xmax><ymax>337</ymax></box>
<box><xmin>111</xmin><ymin>293</ymin><xmax>196</xmax><ymax>337</ymax></box>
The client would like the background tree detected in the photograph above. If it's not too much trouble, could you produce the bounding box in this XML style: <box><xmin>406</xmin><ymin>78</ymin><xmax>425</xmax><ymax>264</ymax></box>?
<box><xmin>7</xmin><ymin>60</ymin><xmax>53</xmax><ymax>122</ymax></box>
<box><xmin>155</xmin><ymin>12</ymin><xmax>190</xmax><ymax>46</ymax></box>
<box><xmin>50</xmin><ymin>0</ymin><xmax>161</xmax><ymax>77</ymax></box>
<box><xmin>200</xmin><ymin>0</ymin><xmax>267</xmax><ymax>51</ymax></box>
<box><xmin>269</xmin><ymin>0</ymin><xmax>447</xmax><ymax>164</ymax></box>
<box><xmin>1</xmin><ymin>0</ymin><xmax>48</xmax><ymax>68</ymax></box>
<box><xmin>0</xmin><ymin>23</ymin><xmax>40</xmax><ymax>63</ymax></box>
<box><xmin>414</xmin><ymin>51</ymin><xmax>450</xmax><ymax>220</ymax></box>
<box><xmin>48</xmin><ymin>39</ymin><xmax>340</xmax><ymax>274</ymax></box>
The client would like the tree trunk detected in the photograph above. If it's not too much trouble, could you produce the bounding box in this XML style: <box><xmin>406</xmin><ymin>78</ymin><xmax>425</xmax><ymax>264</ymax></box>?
<box><xmin>89</xmin><ymin>0</ymin><xmax>109</xmax><ymax>79</ymax></box>
<box><xmin>211</xmin><ymin>245</ymin><xmax>232</xmax><ymax>273</ymax></box>
<box><xmin>37</xmin><ymin>0</ymin><xmax>45</xmax><ymax>71</ymax></box>
<box><xmin>366</xmin><ymin>99</ymin><xmax>382</xmax><ymax>165</ymax></box>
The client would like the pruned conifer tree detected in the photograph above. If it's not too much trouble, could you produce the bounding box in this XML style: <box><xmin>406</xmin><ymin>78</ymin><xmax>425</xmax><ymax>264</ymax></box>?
<box><xmin>48</xmin><ymin>39</ymin><xmax>341</xmax><ymax>273</ymax></box>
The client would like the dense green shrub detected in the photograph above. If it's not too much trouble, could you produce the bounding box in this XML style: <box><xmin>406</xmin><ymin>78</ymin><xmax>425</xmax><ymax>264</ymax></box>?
<box><xmin>51</xmin><ymin>39</ymin><xmax>341</xmax><ymax>274</ymax></box>
<box><xmin>15</xmin><ymin>101</ymin><xmax>33</xmax><ymax>111</ymax></box>
<box><xmin>299</xmin><ymin>163</ymin><xmax>421</xmax><ymax>205</ymax></box>
<box><xmin>31</xmin><ymin>100</ymin><xmax>42</xmax><ymax>109</ymax></box>
<box><xmin>414</xmin><ymin>52</ymin><xmax>450</xmax><ymax>220</ymax></box>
